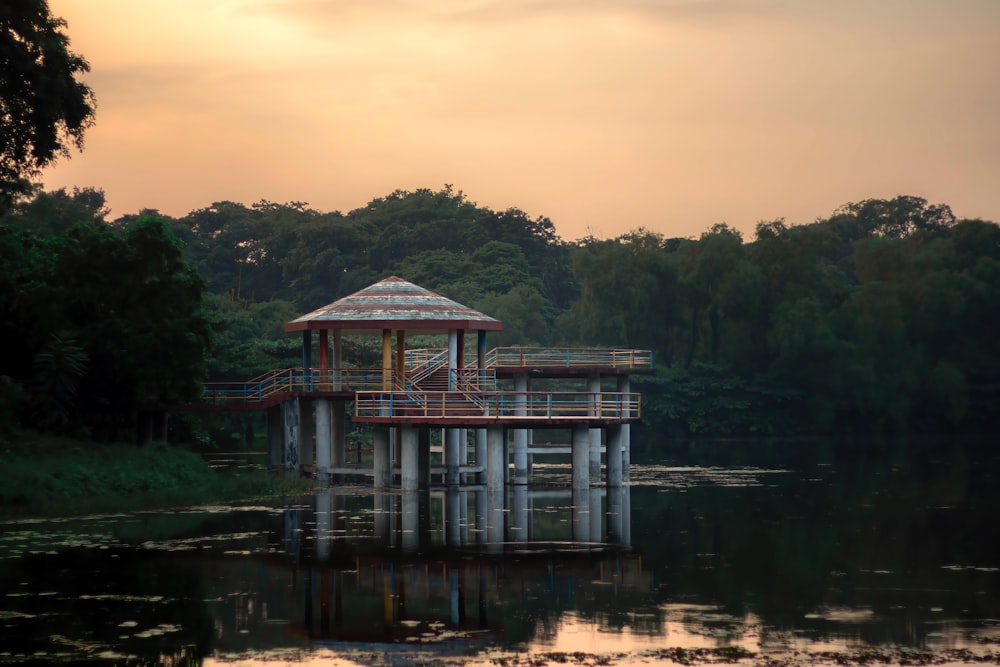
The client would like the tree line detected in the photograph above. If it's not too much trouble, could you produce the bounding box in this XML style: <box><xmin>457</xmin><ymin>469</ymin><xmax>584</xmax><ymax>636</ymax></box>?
<box><xmin>1</xmin><ymin>185</ymin><xmax>998</xmax><ymax>438</ymax></box>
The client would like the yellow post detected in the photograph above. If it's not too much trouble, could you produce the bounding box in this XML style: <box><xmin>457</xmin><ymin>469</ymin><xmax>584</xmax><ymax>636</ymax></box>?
<box><xmin>382</xmin><ymin>329</ymin><xmax>392</xmax><ymax>391</ymax></box>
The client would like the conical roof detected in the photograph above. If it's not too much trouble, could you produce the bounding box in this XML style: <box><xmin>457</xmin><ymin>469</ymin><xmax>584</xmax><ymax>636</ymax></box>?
<box><xmin>284</xmin><ymin>276</ymin><xmax>503</xmax><ymax>335</ymax></box>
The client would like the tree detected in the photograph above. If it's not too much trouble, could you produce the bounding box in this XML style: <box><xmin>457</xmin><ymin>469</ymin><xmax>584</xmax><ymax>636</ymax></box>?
<box><xmin>1</xmin><ymin>1</ymin><xmax>95</xmax><ymax>211</ymax></box>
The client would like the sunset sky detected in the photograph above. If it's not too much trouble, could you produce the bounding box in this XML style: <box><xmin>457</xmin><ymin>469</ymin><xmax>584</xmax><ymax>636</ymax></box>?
<box><xmin>42</xmin><ymin>0</ymin><xmax>1000</xmax><ymax>241</ymax></box>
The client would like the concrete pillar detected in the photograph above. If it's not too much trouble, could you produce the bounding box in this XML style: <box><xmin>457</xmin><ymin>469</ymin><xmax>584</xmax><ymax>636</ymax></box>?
<box><xmin>282</xmin><ymin>398</ymin><xmax>301</xmax><ymax>471</ymax></box>
<box><xmin>474</xmin><ymin>488</ymin><xmax>487</xmax><ymax>545</ymax></box>
<box><xmin>315</xmin><ymin>399</ymin><xmax>331</xmax><ymax>482</ymax></box>
<box><xmin>373</xmin><ymin>427</ymin><xmax>391</xmax><ymax>488</ymax></box>
<box><xmin>607</xmin><ymin>425</ymin><xmax>623</xmax><ymax>488</ymax></box>
<box><xmin>571</xmin><ymin>424</ymin><xmax>590</xmax><ymax>491</ymax></box>
<box><xmin>418</xmin><ymin>427</ymin><xmax>431</xmax><ymax>489</ymax></box>
<box><xmin>513</xmin><ymin>373</ymin><xmax>529</xmax><ymax>484</ymax></box>
<box><xmin>486</xmin><ymin>427</ymin><xmax>504</xmax><ymax>497</ymax></box>
<box><xmin>486</xmin><ymin>484</ymin><xmax>504</xmax><ymax>551</ymax></box>
<box><xmin>590</xmin><ymin>486</ymin><xmax>602</xmax><ymax>544</ymax></box>
<box><xmin>475</xmin><ymin>427</ymin><xmax>487</xmax><ymax>484</ymax></box>
<box><xmin>267</xmin><ymin>405</ymin><xmax>282</xmax><ymax>468</ymax></box>
<box><xmin>445</xmin><ymin>428</ymin><xmax>461</xmax><ymax>486</ymax></box>
<box><xmin>400</xmin><ymin>425</ymin><xmax>419</xmax><ymax>492</ymax></box>
<box><xmin>588</xmin><ymin>374</ymin><xmax>602</xmax><ymax>481</ymax></box>
<box><xmin>331</xmin><ymin>400</ymin><xmax>346</xmax><ymax>477</ymax></box>
<box><xmin>618</xmin><ymin>375</ymin><xmax>632</xmax><ymax>481</ymax></box>
<box><xmin>299</xmin><ymin>399</ymin><xmax>315</xmax><ymax>470</ymax></box>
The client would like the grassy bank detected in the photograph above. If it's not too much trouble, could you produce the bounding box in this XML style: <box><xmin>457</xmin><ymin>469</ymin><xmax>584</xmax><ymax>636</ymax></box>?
<box><xmin>0</xmin><ymin>430</ymin><xmax>317</xmax><ymax>517</ymax></box>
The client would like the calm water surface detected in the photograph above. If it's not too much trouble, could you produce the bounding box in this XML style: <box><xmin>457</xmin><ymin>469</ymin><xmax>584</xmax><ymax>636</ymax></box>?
<box><xmin>2</xmin><ymin>438</ymin><xmax>999</xmax><ymax>665</ymax></box>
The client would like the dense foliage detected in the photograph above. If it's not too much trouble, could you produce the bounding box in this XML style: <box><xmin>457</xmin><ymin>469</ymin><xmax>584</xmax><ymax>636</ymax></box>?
<box><xmin>3</xmin><ymin>185</ymin><xmax>998</xmax><ymax>439</ymax></box>
<box><xmin>0</xmin><ymin>0</ymin><xmax>95</xmax><ymax>211</ymax></box>
<box><xmin>1</xmin><ymin>190</ymin><xmax>210</xmax><ymax>439</ymax></box>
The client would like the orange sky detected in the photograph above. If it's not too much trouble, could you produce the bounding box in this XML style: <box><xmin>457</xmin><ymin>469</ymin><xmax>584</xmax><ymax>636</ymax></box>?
<box><xmin>41</xmin><ymin>0</ymin><xmax>1000</xmax><ymax>241</ymax></box>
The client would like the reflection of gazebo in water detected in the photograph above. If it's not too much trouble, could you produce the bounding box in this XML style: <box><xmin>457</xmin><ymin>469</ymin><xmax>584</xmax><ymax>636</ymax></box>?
<box><xmin>203</xmin><ymin>276</ymin><xmax>652</xmax><ymax>492</ymax></box>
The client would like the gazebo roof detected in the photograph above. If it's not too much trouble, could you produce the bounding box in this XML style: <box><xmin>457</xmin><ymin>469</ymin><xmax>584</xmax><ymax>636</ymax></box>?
<box><xmin>283</xmin><ymin>276</ymin><xmax>504</xmax><ymax>335</ymax></box>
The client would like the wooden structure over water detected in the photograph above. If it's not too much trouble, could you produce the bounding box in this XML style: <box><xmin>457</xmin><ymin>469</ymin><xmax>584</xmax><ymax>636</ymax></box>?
<box><xmin>197</xmin><ymin>277</ymin><xmax>652</xmax><ymax>491</ymax></box>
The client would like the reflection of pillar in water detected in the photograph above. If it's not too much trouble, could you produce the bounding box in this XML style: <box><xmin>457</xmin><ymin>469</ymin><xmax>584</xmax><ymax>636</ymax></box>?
<box><xmin>487</xmin><ymin>482</ymin><xmax>504</xmax><ymax>551</ymax></box>
<box><xmin>383</xmin><ymin>564</ymin><xmax>394</xmax><ymax>632</ymax></box>
<box><xmin>449</xmin><ymin>569</ymin><xmax>465</xmax><ymax>625</ymax></box>
<box><xmin>402</xmin><ymin>490</ymin><xmax>420</xmax><ymax>554</ymax></box>
<box><xmin>622</xmin><ymin>484</ymin><xmax>632</xmax><ymax>549</ymax></box>
<box><xmin>320</xmin><ymin>568</ymin><xmax>330</xmax><ymax>635</ymax></box>
<box><xmin>572</xmin><ymin>485</ymin><xmax>590</xmax><ymax>543</ymax></box>
<box><xmin>445</xmin><ymin>428</ymin><xmax>461</xmax><ymax>486</ymax></box>
<box><xmin>445</xmin><ymin>486</ymin><xmax>462</xmax><ymax>547</ymax></box>
<box><xmin>334</xmin><ymin>571</ymin><xmax>343</xmax><ymax>627</ymax></box>
<box><xmin>510</xmin><ymin>483</ymin><xmax>529</xmax><ymax>544</ymax></box>
<box><xmin>607</xmin><ymin>483</ymin><xmax>624</xmax><ymax>545</ymax></box>
<box><xmin>304</xmin><ymin>567</ymin><xmax>314</xmax><ymax>634</ymax></box>
<box><xmin>474</xmin><ymin>488</ymin><xmax>487</xmax><ymax>544</ymax></box>
<box><xmin>589</xmin><ymin>486</ymin><xmax>602</xmax><ymax>543</ymax></box>
<box><xmin>374</xmin><ymin>492</ymin><xmax>392</xmax><ymax>545</ymax></box>
<box><xmin>315</xmin><ymin>489</ymin><xmax>332</xmax><ymax>561</ymax></box>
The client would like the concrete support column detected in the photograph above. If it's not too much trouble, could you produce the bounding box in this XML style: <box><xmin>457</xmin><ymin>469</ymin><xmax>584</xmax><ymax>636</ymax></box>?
<box><xmin>299</xmin><ymin>399</ymin><xmax>315</xmax><ymax>470</ymax></box>
<box><xmin>373</xmin><ymin>427</ymin><xmax>391</xmax><ymax>488</ymax></box>
<box><xmin>283</xmin><ymin>398</ymin><xmax>301</xmax><ymax>471</ymax></box>
<box><xmin>267</xmin><ymin>405</ymin><xmax>282</xmax><ymax>469</ymax></box>
<box><xmin>607</xmin><ymin>484</ymin><xmax>625</xmax><ymax>546</ymax></box>
<box><xmin>588</xmin><ymin>374</ymin><xmax>602</xmax><ymax>481</ymax></box>
<box><xmin>590</xmin><ymin>486</ymin><xmax>602</xmax><ymax>544</ymax></box>
<box><xmin>606</xmin><ymin>425</ymin><xmax>623</xmax><ymax>488</ymax></box>
<box><xmin>486</xmin><ymin>427</ymin><xmax>505</xmax><ymax>496</ymax></box>
<box><xmin>475</xmin><ymin>427</ymin><xmax>487</xmax><ymax>484</ymax></box>
<box><xmin>572</xmin><ymin>486</ymin><xmax>590</xmax><ymax>543</ymax></box>
<box><xmin>418</xmin><ymin>427</ymin><xmax>431</xmax><ymax>489</ymax></box>
<box><xmin>331</xmin><ymin>400</ymin><xmax>346</xmax><ymax>477</ymax></box>
<box><xmin>571</xmin><ymin>424</ymin><xmax>590</xmax><ymax>491</ymax></box>
<box><xmin>374</xmin><ymin>492</ymin><xmax>391</xmax><ymax>544</ymax></box>
<box><xmin>513</xmin><ymin>373</ymin><xmax>529</xmax><ymax>484</ymax></box>
<box><xmin>618</xmin><ymin>375</ymin><xmax>632</xmax><ymax>481</ymax></box>
<box><xmin>315</xmin><ymin>399</ymin><xmax>331</xmax><ymax>482</ymax></box>
<box><xmin>400</xmin><ymin>425</ymin><xmax>419</xmax><ymax>492</ymax></box>
<box><xmin>444</xmin><ymin>428</ymin><xmax>461</xmax><ymax>486</ymax></box>
<box><xmin>445</xmin><ymin>486</ymin><xmax>462</xmax><ymax>546</ymax></box>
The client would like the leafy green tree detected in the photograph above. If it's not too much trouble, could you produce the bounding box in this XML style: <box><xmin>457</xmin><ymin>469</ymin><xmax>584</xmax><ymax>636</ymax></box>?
<box><xmin>1</xmin><ymin>0</ymin><xmax>95</xmax><ymax>210</ymax></box>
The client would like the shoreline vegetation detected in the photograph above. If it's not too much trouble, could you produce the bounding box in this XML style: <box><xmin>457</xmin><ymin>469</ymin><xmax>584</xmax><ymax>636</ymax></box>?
<box><xmin>0</xmin><ymin>429</ymin><xmax>317</xmax><ymax>518</ymax></box>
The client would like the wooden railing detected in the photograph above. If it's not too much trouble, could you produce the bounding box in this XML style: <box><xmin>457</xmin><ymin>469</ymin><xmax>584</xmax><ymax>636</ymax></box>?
<box><xmin>354</xmin><ymin>391</ymin><xmax>641</xmax><ymax>421</ymax></box>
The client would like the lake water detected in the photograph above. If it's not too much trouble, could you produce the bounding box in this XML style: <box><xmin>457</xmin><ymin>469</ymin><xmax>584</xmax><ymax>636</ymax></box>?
<box><xmin>2</xmin><ymin>437</ymin><xmax>1000</xmax><ymax>666</ymax></box>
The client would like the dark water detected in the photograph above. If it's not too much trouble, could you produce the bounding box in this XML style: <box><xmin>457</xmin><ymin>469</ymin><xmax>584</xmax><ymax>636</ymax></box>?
<box><xmin>2</xmin><ymin>438</ymin><xmax>1000</xmax><ymax>665</ymax></box>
